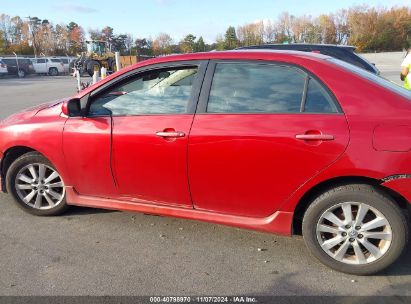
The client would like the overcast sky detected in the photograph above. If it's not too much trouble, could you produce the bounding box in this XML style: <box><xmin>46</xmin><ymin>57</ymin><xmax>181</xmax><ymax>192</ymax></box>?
<box><xmin>2</xmin><ymin>0</ymin><xmax>410</xmax><ymax>42</ymax></box>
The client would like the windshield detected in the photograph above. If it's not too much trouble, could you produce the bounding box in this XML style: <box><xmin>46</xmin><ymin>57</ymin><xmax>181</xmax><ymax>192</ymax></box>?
<box><xmin>327</xmin><ymin>58</ymin><xmax>410</xmax><ymax>100</ymax></box>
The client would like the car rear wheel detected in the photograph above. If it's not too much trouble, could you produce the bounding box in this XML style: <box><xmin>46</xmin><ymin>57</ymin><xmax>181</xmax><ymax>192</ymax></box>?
<box><xmin>6</xmin><ymin>152</ymin><xmax>68</xmax><ymax>216</ymax></box>
<box><xmin>302</xmin><ymin>184</ymin><xmax>408</xmax><ymax>275</ymax></box>
<box><xmin>49</xmin><ymin>67</ymin><xmax>59</xmax><ymax>76</ymax></box>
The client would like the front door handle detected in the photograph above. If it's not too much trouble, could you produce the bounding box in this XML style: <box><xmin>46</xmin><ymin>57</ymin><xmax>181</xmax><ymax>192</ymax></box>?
<box><xmin>296</xmin><ymin>134</ymin><xmax>334</xmax><ymax>141</ymax></box>
<box><xmin>156</xmin><ymin>131</ymin><xmax>185</xmax><ymax>138</ymax></box>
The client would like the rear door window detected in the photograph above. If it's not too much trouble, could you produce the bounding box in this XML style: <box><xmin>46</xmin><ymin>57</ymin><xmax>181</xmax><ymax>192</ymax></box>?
<box><xmin>206</xmin><ymin>62</ymin><xmax>341</xmax><ymax>114</ymax></box>
<box><xmin>207</xmin><ymin>63</ymin><xmax>306</xmax><ymax>113</ymax></box>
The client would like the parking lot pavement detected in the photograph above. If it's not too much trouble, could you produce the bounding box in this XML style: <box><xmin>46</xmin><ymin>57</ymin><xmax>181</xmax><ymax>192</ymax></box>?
<box><xmin>360</xmin><ymin>51</ymin><xmax>404</xmax><ymax>84</ymax></box>
<box><xmin>0</xmin><ymin>76</ymin><xmax>77</xmax><ymax>119</ymax></box>
<box><xmin>0</xmin><ymin>60</ymin><xmax>410</xmax><ymax>296</ymax></box>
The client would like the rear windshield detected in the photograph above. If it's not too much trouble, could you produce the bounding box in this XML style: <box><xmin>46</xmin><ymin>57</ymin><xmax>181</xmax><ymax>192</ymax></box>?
<box><xmin>328</xmin><ymin>58</ymin><xmax>410</xmax><ymax>100</ymax></box>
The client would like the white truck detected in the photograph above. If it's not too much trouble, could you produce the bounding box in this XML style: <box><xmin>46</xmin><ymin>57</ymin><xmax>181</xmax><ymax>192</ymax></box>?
<box><xmin>31</xmin><ymin>57</ymin><xmax>65</xmax><ymax>76</ymax></box>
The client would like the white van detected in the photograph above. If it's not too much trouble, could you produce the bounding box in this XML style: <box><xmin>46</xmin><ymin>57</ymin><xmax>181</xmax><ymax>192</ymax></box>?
<box><xmin>32</xmin><ymin>57</ymin><xmax>65</xmax><ymax>76</ymax></box>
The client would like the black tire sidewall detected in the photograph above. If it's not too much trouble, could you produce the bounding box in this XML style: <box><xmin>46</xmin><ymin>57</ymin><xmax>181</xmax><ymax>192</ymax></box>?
<box><xmin>49</xmin><ymin>68</ymin><xmax>58</xmax><ymax>76</ymax></box>
<box><xmin>302</xmin><ymin>185</ymin><xmax>408</xmax><ymax>275</ymax></box>
<box><xmin>6</xmin><ymin>152</ymin><xmax>68</xmax><ymax>216</ymax></box>
<box><xmin>86</xmin><ymin>60</ymin><xmax>100</xmax><ymax>77</ymax></box>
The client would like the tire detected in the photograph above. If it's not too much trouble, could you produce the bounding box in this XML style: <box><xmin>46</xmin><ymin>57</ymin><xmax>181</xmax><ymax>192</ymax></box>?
<box><xmin>302</xmin><ymin>184</ymin><xmax>408</xmax><ymax>275</ymax></box>
<box><xmin>69</xmin><ymin>61</ymin><xmax>75</xmax><ymax>74</ymax></box>
<box><xmin>86</xmin><ymin>60</ymin><xmax>100</xmax><ymax>77</ymax></box>
<box><xmin>17</xmin><ymin>69</ymin><xmax>25</xmax><ymax>78</ymax></box>
<box><xmin>6</xmin><ymin>152</ymin><xmax>68</xmax><ymax>216</ymax></box>
<box><xmin>49</xmin><ymin>67</ymin><xmax>59</xmax><ymax>76</ymax></box>
<box><xmin>108</xmin><ymin>58</ymin><xmax>117</xmax><ymax>73</ymax></box>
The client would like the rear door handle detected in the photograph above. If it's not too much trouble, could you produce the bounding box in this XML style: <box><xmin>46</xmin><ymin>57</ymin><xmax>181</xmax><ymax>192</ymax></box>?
<box><xmin>296</xmin><ymin>134</ymin><xmax>334</xmax><ymax>141</ymax></box>
<box><xmin>156</xmin><ymin>131</ymin><xmax>185</xmax><ymax>138</ymax></box>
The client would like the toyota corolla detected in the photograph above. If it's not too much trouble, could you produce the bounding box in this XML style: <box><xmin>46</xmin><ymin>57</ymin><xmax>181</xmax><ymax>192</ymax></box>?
<box><xmin>0</xmin><ymin>51</ymin><xmax>410</xmax><ymax>275</ymax></box>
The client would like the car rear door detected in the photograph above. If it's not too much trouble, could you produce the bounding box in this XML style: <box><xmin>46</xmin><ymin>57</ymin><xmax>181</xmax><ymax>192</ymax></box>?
<box><xmin>188</xmin><ymin>60</ymin><xmax>350</xmax><ymax>217</ymax></box>
<box><xmin>86</xmin><ymin>61</ymin><xmax>207</xmax><ymax>207</ymax></box>
<box><xmin>33</xmin><ymin>58</ymin><xmax>46</xmax><ymax>73</ymax></box>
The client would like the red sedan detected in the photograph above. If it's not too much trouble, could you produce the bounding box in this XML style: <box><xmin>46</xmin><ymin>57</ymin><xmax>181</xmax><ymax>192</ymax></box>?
<box><xmin>0</xmin><ymin>51</ymin><xmax>410</xmax><ymax>275</ymax></box>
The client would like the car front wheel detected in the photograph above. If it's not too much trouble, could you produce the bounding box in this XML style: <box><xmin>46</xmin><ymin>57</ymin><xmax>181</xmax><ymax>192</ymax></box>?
<box><xmin>302</xmin><ymin>184</ymin><xmax>408</xmax><ymax>275</ymax></box>
<box><xmin>6</xmin><ymin>152</ymin><xmax>68</xmax><ymax>216</ymax></box>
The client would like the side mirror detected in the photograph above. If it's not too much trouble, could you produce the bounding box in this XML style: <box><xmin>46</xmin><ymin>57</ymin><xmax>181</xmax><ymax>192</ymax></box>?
<box><xmin>62</xmin><ymin>98</ymin><xmax>82</xmax><ymax>117</ymax></box>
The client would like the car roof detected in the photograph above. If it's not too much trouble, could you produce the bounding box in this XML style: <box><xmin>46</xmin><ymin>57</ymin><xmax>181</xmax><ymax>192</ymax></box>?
<box><xmin>240</xmin><ymin>43</ymin><xmax>356</xmax><ymax>50</ymax></box>
<box><xmin>144</xmin><ymin>50</ymin><xmax>331</xmax><ymax>64</ymax></box>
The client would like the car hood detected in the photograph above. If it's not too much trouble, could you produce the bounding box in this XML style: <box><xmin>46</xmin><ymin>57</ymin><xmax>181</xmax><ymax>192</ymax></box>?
<box><xmin>0</xmin><ymin>99</ymin><xmax>66</xmax><ymax>125</ymax></box>
<box><xmin>25</xmin><ymin>99</ymin><xmax>65</xmax><ymax>114</ymax></box>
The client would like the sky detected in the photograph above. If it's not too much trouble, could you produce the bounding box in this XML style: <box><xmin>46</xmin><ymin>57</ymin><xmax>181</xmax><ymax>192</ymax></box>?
<box><xmin>1</xmin><ymin>0</ymin><xmax>410</xmax><ymax>42</ymax></box>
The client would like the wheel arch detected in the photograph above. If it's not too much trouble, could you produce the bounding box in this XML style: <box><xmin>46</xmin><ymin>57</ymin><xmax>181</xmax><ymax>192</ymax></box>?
<box><xmin>1</xmin><ymin>146</ymin><xmax>38</xmax><ymax>192</ymax></box>
<box><xmin>292</xmin><ymin>176</ymin><xmax>409</xmax><ymax>235</ymax></box>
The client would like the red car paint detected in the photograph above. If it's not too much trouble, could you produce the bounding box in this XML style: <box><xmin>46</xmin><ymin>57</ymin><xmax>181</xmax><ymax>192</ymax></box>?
<box><xmin>1</xmin><ymin>51</ymin><xmax>411</xmax><ymax>236</ymax></box>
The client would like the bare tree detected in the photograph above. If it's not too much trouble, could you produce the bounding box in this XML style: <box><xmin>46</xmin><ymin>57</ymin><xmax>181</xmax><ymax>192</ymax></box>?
<box><xmin>152</xmin><ymin>33</ymin><xmax>173</xmax><ymax>56</ymax></box>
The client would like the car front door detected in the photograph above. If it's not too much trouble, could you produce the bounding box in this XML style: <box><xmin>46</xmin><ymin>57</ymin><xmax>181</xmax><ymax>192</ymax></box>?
<box><xmin>87</xmin><ymin>61</ymin><xmax>207</xmax><ymax>207</ymax></box>
<box><xmin>188</xmin><ymin>61</ymin><xmax>350</xmax><ymax>217</ymax></box>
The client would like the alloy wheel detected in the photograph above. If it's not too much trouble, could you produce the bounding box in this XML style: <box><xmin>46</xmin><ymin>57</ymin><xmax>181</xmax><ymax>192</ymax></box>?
<box><xmin>14</xmin><ymin>163</ymin><xmax>65</xmax><ymax>210</ymax></box>
<box><xmin>316</xmin><ymin>202</ymin><xmax>392</xmax><ymax>265</ymax></box>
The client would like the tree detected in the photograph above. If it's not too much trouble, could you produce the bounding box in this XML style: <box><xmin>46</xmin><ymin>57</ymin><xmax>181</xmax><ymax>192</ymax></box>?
<box><xmin>152</xmin><ymin>33</ymin><xmax>173</xmax><ymax>56</ymax></box>
<box><xmin>333</xmin><ymin>9</ymin><xmax>349</xmax><ymax>44</ymax></box>
<box><xmin>263</xmin><ymin>20</ymin><xmax>276</xmax><ymax>43</ymax></box>
<box><xmin>27</xmin><ymin>16</ymin><xmax>42</xmax><ymax>56</ymax></box>
<box><xmin>0</xmin><ymin>30</ymin><xmax>7</xmax><ymax>54</ymax></box>
<box><xmin>0</xmin><ymin>14</ymin><xmax>11</xmax><ymax>49</ymax></box>
<box><xmin>224</xmin><ymin>26</ymin><xmax>238</xmax><ymax>49</ymax></box>
<box><xmin>55</xmin><ymin>24</ymin><xmax>69</xmax><ymax>55</ymax></box>
<box><xmin>195</xmin><ymin>36</ymin><xmax>206</xmax><ymax>52</ymax></box>
<box><xmin>318</xmin><ymin>14</ymin><xmax>337</xmax><ymax>44</ymax></box>
<box><xmin>10</xmin><ymin>16</ymin><xmax>24</xmax><ymax>44</ymax></box>
<box><xmin>111</xmin><ymin>34</ymin><xmax>129</xmax><ymax>54</ymax></box>
<box><xmin>123</xmin><ymin>34</ymin><xmax>134</xmax><ymax>55</ymax></box>
<box><xmin>179</xmin><ymin>34</ymin><xmax>196</xmax><ymax>53</ymax></box>
<box><xmin>215</xmin><ymin>34</ymin><xmax>225</xmax><ymax>50</ymax></box>
<box><xmin>102</xmin><ymin>26</ymin><xmax>114</xmax><ymax>42</ymax></box>
<box><xmin>135</xmin><ymin>38</ymin><xmax>153</xmax><ymax>56</ymax></box>
<box><xmin>277</xmin><ymin>12</ymin><xmax>295</xmax><ymax>43</ymax></box>
<box><xmin>89</xmin><ymin>28</ymin><xmax>103</xmax><ymax>41</ymax></box>
<box><xmin>237</xmin><ymin>21</ymin><xmax>264</xmax><ymax>46</ymax></box>
<box><xmin>67</xmin><ymin>22</ymin><xmax>85</xmax><ymax>55</ymax></box>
